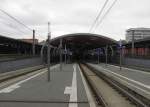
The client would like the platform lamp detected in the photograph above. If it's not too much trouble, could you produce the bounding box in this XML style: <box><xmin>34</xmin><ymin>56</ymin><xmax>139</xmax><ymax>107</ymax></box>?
<box><xmin>47</xmin><ymin>22</ymin><xmax>51</xmax><ymax>82</ymax></box>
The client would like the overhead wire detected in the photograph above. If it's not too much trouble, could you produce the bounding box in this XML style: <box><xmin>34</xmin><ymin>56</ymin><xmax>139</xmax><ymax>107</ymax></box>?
<box><xmin>0</xmin><ymin>8</ymin><xmax>33</xmax><ymax>37</ymax></box>
<box><xmin>0</xmin><ymin>9</ymin><xmax>33</xmax><ymax>31</ymax></box>
<box><xmin>0</xmin><ymin>8</ymin><xmax>43</xmax><ymax>39</ymax></box>
<box><xmin>93</xmin><ymin>0</ymin><xmax>118</xmax><ymax>33</ymax></box>
<box><xmin>89</xmin><ymin>0</ymin><xmax>109</xmax><ymax>32</ymax></box>
<box><xmin>0</xmin><ymin>19</ymin><xmax>30</xmax><ymax>35</ymax></box>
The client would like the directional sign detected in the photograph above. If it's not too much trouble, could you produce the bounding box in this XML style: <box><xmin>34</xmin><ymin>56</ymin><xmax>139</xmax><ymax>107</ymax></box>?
<box><xmin>119</xmin><ymin>39</ymin><xmax>122</xmax><ymax>47</ymax></box>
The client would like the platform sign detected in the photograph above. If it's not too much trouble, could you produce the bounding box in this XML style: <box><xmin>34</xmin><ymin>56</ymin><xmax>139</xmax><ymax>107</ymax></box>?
<box><xmin>64</xmin><ymin>45</ymin><xmax>67</xmax><ymax>54</ymax></box>
<box><xmin>117</xmin><ymin>39</ymin><xmax>122</xmax><ymax>50</ymax></box>
<box><xmin>95</xmin><ymin>48</ymin><xmax>101</xmax><ymax>55</ymax></box>
<box><xmin>119</xmin><ymin>39</ymin><xmax>122</xmax><ymax>47</ymax></box>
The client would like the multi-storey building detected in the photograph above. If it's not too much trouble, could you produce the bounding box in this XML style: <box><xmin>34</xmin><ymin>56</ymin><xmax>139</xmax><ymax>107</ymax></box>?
<box><xmin>126</xmin><ymin>28</ymin><xmax>150</xmax><ymax>42</ymax></box>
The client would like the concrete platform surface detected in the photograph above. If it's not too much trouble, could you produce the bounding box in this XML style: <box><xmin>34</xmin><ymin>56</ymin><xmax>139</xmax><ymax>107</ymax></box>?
<box><xmin>88</xmin><ymin>63</ymin><xmax>150</xmax><ymax>99</ymax></box>
<box><xmin>0</xmin><ymin>64</ymin><xmax>90</xmax><ymax>107</ymax></box>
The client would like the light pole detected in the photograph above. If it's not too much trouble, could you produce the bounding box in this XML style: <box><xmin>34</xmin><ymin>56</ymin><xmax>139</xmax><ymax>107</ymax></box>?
<box><xmin>32</xmin><ymin>29</ymin><xmax>35</xmax><ymax>55</ymax></box>
<box><xmin>119</xmin><ymin>39</ymin><xmax>122</xmax><ymax>70</ymax></box>
<box><xmin>132</xmin><ymin>30</ymin><xmax>135</xmax><ymax>56</ymax></box>
<box><xmin>47</xmin><ymin>22</ymin><xmax>51</xmax><ymax>82</ymax></box>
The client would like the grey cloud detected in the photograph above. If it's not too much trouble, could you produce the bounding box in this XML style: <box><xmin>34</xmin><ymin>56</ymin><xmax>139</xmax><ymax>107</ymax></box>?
<box><xmin>0</xmin><ymin>0</ymin><xmax>150</xmax><ymax>41</ymax></box>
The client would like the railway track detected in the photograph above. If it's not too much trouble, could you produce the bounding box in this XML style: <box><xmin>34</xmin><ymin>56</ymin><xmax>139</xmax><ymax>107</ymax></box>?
<box><xmin>79</xmin><ymin>63</ymin><xmax>149</xmax><ymax>107</ymax></box>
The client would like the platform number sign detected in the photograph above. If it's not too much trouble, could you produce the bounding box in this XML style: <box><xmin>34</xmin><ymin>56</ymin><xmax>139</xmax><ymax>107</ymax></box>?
<box><xmin>119</xmin><ymin>39</ymin><xmax>122</xmax><ymax>47</ymax></box>
<box><xmin>96</xmin><ymin>48</ymin><xmax>101</xmax><ymax>55</ymax></box>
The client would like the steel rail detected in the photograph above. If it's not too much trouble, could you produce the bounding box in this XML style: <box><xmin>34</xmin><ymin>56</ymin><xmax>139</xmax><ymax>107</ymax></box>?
<box><xmin>79</xmin><ymin>64</ymin><xmax>108</xmax><ymax>107</ymax></box>
<box><xmin>85</xmin><ymin>64</ymin><xmax>149</xmax><ymax>107</ymax></box>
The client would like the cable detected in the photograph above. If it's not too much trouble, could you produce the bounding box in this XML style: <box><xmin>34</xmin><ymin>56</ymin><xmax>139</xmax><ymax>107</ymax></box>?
<box><xmin>0</xmin><ymin>9</ymin><xmax>32</xmax><ymax>31</ymax></box>
<box><xmin>0</xmin><ymin>20</ymin><xmax>31</xmax><ymax>35</ymax></box>
<box><xmin>89</xmin><ymin>0</ymin><xmax>109</xmax><ymax>32</ymax></box>
<box><xmin>0</xmin><ymin>8</ymin><xmax>43</xmax><ymax>39</ymax></box>
<box><xmin>93</xmin><ymin>0</ymin><xmax>118</xmax><ymax>33</ymax></box>
<box><xmin>0</xmin><ymin>14</ymin><xmax>32</xmax><ymax>36</ymax></box>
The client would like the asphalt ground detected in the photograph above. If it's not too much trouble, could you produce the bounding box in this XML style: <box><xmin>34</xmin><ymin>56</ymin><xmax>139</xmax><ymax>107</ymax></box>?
<box><xmin>0</xmin><ymin>64</ymin><xmax>90</xmax><ymax>107</ymax></box>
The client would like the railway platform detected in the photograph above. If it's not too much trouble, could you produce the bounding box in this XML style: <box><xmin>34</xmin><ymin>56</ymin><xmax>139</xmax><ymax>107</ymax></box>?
<box><xmin>0</xmin><ymin>64</ymin><xmax>94</xmax><ymax>107</ymax></box>
<box><xmin>0</xmin><ymin>63</ymin><xmax>150</xmax><ymax>107</ymax></box>
<box><xmin>87</xmin><ymin>63</ymin><xmax>150</xmax><ymax>103</ymax></box>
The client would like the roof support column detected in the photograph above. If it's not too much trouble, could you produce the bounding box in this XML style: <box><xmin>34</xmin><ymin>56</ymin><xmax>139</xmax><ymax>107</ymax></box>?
<box><xmin>52</xmin><ymin>48</ymin><xmax>56</xmax><ymax>63</ymax></box>
<box><xmin>98</xmin><ymin>53</ymin><xmax>100</xmax><ymax>64</ymax></box>
<box><xmin>109</xmin><ymin>46</ymin><xmax>114</xmax><ymax>56</ymax></box>
<box><xmin>119</xmin><ymin>46</ymin><xmax>122</xmax><ymax>70</ymax></box>
<box><xmin>47</xmin><ymin>35</ymin><xmax>51</xmax><ymax>82</ymax></box>
<box><xmin>32</xmin><ymin>30</ymin><xmax>35</xmax><ymax>56</ymax></box>
<box><xmin>65</xmin><ymin>44</ymin><xmax>67</xmax><ymax>64</ymax></box>
<box><xmin>105</xmin><ymin>45</ymin><xmax>108</xmax><ymax>66</ymax></box>
<box><xmin>97</xmin><ymin>49</ymin><xmax>100</xmax><ymax>64</ymax></box>
<box><xmin>132</xmin><ymin>30</ymin><xmax>135</xmax><ymax>56</ymax></box>
<box><xmin>59</xmin><ymin>38</ymin><xmax>63</xmax><ymax>71</ymax></box>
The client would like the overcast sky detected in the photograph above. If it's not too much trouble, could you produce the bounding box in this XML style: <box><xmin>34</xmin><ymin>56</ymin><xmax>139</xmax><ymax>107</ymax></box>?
<box><xmin>0</xmin><ymin>0</ymin><xmax>150</xmax><ymax>41</ymax></box>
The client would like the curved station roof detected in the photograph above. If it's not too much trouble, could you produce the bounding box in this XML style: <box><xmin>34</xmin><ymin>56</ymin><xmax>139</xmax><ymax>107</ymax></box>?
<box><xmin>51</xmin><ymin>33</ymin><xmax>117</xmax><ymax>51</ymax></box>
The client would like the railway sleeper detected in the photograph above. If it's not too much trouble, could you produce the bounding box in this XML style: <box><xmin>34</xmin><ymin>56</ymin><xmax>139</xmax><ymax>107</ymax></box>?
<box><xmin>85</xmin><ymin>63</ymin><xmax>150</xmax><ymax>107</ymax></box>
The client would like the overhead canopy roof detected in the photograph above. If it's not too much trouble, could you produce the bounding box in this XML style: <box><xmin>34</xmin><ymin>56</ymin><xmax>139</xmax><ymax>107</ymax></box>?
<box><xmin>51</xmin><ymin>33</ymin><xmax>117</xmax><ymax>51</ymax></box>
